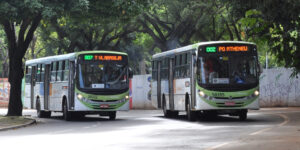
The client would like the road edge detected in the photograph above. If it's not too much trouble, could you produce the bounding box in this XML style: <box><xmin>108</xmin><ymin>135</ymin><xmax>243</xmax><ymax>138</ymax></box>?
<box><xmin>0</xmin><ymin>118</ymin><xmax>36</xmax><ymax>132</ymax></box>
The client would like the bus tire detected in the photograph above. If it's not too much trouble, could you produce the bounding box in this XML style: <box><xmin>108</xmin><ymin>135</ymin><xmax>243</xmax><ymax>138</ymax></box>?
<box><xmin>162</xmin><ymin>96</ymin><xmax>172</xmax><ymax>118</ymax></box>
<box><xmin>171</xmin><ymin>111</ymin><xmax>179</xmax><ymax>118</ymax></box>
<box><xmin>108</xmin><ymin>111</ymin><xmax>116</xmax><ymax>120</ymax></box>
<box><xmin>63</xmin><ymin>99</ymin><xmax>72</xmax><ymax>121</ymax></box>
<box><xmin>186</xmin><ymin>96</ymin><xmax>196</xmax><ymax>121</ymax></box>
<box><xmin>239</xmin><ymin>110</ymin><xmax>247</xmax><ymax>121</ymax></box>
<box><xmin>36</xmin><ymin>99</ymin><xmax>51</xmax><ymax>118</ymax></box>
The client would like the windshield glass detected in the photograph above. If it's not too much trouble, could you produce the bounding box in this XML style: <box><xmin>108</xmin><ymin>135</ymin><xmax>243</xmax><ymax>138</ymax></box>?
<box><xmin>77</xmin><ymin>60</ymin><xmax>128</xmax><ymax>90</ymax></box>
<box><xmin>197</xmin><ymin>55</ymin><xmax>258</xmax><ymax>85</ymax></box>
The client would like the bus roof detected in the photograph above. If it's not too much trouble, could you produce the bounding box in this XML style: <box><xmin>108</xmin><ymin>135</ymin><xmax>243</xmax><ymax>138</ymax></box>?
<box><xmin>25</xmin><ymin>50</ymin><xmax>127</xmax><ymax>65</ymax></box>
<box><xmin>152</xmin><ymin>41</ymin><xmax>256</xmax><ymax>59</ymax></box>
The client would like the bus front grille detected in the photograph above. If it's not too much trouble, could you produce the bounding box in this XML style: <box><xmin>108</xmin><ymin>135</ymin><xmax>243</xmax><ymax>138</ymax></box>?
<box><xmin>215</xmin><ymin>102</ymin><xmax>244</xmax><ymax>107</ymax></box>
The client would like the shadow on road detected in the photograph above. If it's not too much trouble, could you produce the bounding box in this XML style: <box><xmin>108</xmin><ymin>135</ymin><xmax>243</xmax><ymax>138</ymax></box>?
<box><xmin>155</xmin><ymin>113</ymin><xmax>283</xmax><ymax>126</ymax></box>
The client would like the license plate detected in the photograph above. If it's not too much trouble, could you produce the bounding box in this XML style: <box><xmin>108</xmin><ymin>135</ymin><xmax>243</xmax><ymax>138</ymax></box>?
<box><xmin>225</xmin><ymin>101</ymin><xmax>235</xmax><ymax>106</ymax></box>
<box><xmin>100</xmin><ymin>104</ymin><xmax>109</xmax><ymax>108</ymax></box>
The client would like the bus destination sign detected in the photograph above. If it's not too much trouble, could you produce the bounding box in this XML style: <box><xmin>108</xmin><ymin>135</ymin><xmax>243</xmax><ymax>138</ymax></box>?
<box><xmin>205</xmin><ymin>45</ymin><xmax>248</xmax><ymax>53</ymax></box>
<box><xmin>84</xmin><ymin>55</ymin><xmax>123</xmax><ymax>61</ymax></box>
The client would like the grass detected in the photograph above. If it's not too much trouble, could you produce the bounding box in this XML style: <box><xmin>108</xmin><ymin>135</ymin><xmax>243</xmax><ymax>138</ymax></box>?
<box><xmin>0</xmin><ymin>116</ymin><xmax>33</xmax><ymax>128</ymax></box>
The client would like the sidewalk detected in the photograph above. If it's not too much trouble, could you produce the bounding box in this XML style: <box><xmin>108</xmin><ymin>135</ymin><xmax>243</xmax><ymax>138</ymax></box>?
<box><xmin>0</xmin><ymin>108</ymin><xmax>36</xmax><ymax>131</ymax></box>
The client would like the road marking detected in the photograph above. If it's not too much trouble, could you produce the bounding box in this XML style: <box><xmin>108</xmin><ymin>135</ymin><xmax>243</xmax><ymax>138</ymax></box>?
<box><xmin>277</xmin><ymin>114</ymin><xmax>289</xmax><ymax>126</ymax></box>
<box><xmin>205</xmin><ymin>113</ymin><xmax>290</xmax><ymax>150</ymax></box>
<box><xmin>250</xmin><ymin>113</ymin><xmax>289</xmax><ymax>136</ymax></box>
<box><xmin>249</xmin><ymin>127</ymin><xmax>272</xmax><ymax>135</ymax></box>
<box><xmin>205</xmin><ymin>142</ymin><xmax>234</xmax><ymax>150</ymax></box>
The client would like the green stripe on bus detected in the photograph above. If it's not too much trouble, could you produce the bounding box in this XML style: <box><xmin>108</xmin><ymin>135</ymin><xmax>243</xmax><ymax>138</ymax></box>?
<box><xmin>196</xmin><ymin>84</ymin><xmax>258</xmax><ymax>107</ymax></box>
<box><xmin>75</xmin><ymin>88</ymin><xmax>129</xmax><ymax>110</ymax></box>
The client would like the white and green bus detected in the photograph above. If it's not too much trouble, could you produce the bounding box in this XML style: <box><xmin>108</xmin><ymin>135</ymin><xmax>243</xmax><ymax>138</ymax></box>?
<box><xmin>151</xmin><ymin>41</ymin><xmax>260</xmax><ymax>121</ymax></box>
<box><xmin>24</xmin><ymin>51</ymin><xmax>132</xmax><ymax>120</ymax></box>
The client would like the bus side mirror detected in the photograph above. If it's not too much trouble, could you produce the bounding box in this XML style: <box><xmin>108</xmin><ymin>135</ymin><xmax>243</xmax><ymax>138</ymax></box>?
<box><xmin>129</xmin><ymin>68</ymin><xmax>133</xmax><ymax>78</ymax></box>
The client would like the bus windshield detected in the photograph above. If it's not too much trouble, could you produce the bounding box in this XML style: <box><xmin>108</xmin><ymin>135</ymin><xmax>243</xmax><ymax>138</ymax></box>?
<box><xmin>77</xmin><ymin>61</ymin><xmax>128</xmax><ymax>90</ymax></box>
<box><xmin>197</xmin><ymin>55</ymin><xmax>258</xmax><ymax>85</ymax></box>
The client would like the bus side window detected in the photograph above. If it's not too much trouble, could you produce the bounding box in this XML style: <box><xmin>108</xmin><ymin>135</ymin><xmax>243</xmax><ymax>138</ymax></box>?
<box><xmin>186</xmin><ymin>53</ymin><xmax>191</xmax><ymax>77</ymax></box>
<box><xmin>25</xmin><ymin>66</ymin><xmax>32</xmax><ymax>83</ymax></box>
<box><xmin>57</xmin><ymin>61</ymin><xmax>63</xmax><ymax>81</ymax></box>
<box><xmin>36</xmin><ymin>64</ymin><xmax>41</xmax><ymax>82</ymax></box>
<box><xmin>152</xmin><ymin>61</ymin><xmax>157</xmax><ymax>81</ymax></box>
<box><xmin>63</xmin><ymin>61</ymin><xmax>69</xmax><ymax>81</ymax></box>
<box><xmin>161</xmin><ymin>59</ymin><xmax>168</xmax><ymax>80</ymax></box>
<box><xmin>51</xmin><ymin>62</ymin><xmax>57</xmax><ymax>81</ymax></box>
<box><xmin>41</xmin><ymin>64</ymin><xmax>45</xmax><ymax>82</ymax></box>
<box><xmin>181</xmin><ymin>54</ymin><xmax>186</xmax><ymax>78</ymax></box>
<box><xmin>175</xmin><ymin>55</ymin><xmax>180</xmax><ymax>79</ymax></box>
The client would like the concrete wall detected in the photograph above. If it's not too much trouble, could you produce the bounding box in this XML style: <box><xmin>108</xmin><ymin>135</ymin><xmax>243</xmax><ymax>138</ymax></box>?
<box><xmin>131</xmin><ymin>74</ymin><xmax>155</xmax><ymax>109</ymax></box>
<box><xmin>259</xmin><ymin>68</ymin><xmax>300</xmax><ymax>107</ymax></box>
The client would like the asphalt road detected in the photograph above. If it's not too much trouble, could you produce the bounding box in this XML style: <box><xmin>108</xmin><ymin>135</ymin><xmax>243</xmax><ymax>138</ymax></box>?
<box><xmin>0</xmin><ymin>108</ymin><xmax>299</xmax><ymax>150</ymax></box>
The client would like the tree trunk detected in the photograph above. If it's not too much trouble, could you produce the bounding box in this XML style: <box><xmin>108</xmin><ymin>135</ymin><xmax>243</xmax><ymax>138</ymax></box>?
<box><xmin>7</xmin><ymin>58</ymin><xmax>24</xmax><ymax>116</ymax></box>
<box><xmin>2</xmin><ymin>14</ymin><xmax>41</xmax><ymax>116</ymax></box>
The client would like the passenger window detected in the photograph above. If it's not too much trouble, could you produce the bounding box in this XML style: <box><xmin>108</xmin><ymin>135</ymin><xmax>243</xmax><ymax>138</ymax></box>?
<box><xmin>64</xmin><ymin>61</ymin><xmax>69</xmax><ymax>81</ymax></box>
<box><xmin>41</xmin><ymin>64</ymin><xmax>45</xmax><ymax>82</ymax></box>
<box><xmin>36</xmin><ymin>64</ymin><xmax>41</xmax><ymax>82</ymax></box>
<box><xmin>51</xmin><ymin>62</ymin><xmax>57</xmax><ymax>81</ymax></box>
<box><xmin>57</xmin><ymin>61</ymin><xmax>63</xmax><ymax>81</ymax></box>
<box><xmin>25</xmin><ymin>66</ymin><xmax>32</xmax><ymax>83</ymax></box>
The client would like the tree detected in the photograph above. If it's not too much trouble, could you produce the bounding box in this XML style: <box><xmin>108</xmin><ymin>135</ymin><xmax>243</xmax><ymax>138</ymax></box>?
<box><xmin>0</xmin><ymin>27</ymin><xmax>9</xmax><ymax>78</ymax></box>
<box><xmin>37</xmin><ymin>0</ymin><xmax>149</xmax><ymax>74</ymax></box>
<box><xmin>137</xmin><ymin>0</ymin><xmax>242</xmax><ymax>52</ymax></box>
<box><xmin>230</xmin><ymin>0</ymin><xmax>300</xmax><ymax>75</ymax></box>
<box><xmin>0</xmin><ymin>0</ymin><xmax>89</xmax><ymax>116</ymax></box>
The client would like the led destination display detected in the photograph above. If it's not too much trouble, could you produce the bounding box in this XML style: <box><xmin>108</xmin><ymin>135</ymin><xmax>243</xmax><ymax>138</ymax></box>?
<box><xmin>84</xmin><ymin>55</ymin><xmax>123</xmax><ymax>61</ymax></box>
<box><xmin>205</xmin><ymin>45</ymin><xmax>249</xmax><ymax>53</ymax></box>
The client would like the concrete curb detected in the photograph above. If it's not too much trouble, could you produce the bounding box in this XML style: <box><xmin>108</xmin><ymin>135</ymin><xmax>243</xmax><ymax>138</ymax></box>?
<box><xmin>0</xmin><ymin>118</ymin><xmax>36</xmax><ymax>131</ymax></box>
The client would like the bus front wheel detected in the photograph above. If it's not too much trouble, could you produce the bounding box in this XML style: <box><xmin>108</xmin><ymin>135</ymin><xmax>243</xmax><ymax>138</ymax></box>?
<box><xmin>63</xmin><ymin>100</ymin><xmax>72</xmax><ymax>121</ymax></box>
<box><xmin>239</xmin><ymin>110</ymin><xmax>248</xmax><ymax>121</ymax></box>
<box><xmin>186</xmin><ymin>103</ymin><xmax>196</xmax><ymax>121</ymax></box>
<box><xmin>36</xmin><ymin>99</ymin><xmax>51</xmax><ymax>118</ymax></box>
<box><xmin>108</xmin><ymin>111</ymin><xmax>116</xmax><ymax>120</ymax></box>
<box><xmin>162</xmin><ymin>97</ymin><xmax>173</xmax><ymax>118</ymax></box>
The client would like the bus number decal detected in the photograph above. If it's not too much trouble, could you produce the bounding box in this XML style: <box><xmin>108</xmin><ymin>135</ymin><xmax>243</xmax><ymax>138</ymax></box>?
<box><xmin>212</xmin><ymin>92</ymin><xmax>225</xmax><ymax>97</ymax></box>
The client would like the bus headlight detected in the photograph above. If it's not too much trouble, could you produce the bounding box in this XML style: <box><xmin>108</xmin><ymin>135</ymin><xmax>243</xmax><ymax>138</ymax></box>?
<box><xmin>125</xmin><ymin>95</ymin><xmax>129</xmax><ymax>100</ymax></box>
<box><xmin>254</xmin><ymin>90</ymin><xmax>259</xmax><ymax>96</ymax></box>
<box><xmin>77</xmin><ymin>94</ymin><xmax>83</xmax><ymax>100</ymax></box>
<box><xmin>199</xmin><ymin>91</ymin><xmax>205</xmax><ymax>97</ymax></box>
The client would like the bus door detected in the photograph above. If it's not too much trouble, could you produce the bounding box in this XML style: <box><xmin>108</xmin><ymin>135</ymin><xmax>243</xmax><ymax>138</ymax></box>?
<box><xmin>191</xmin><ymin>52</ymin><xmax>197</xmax><ymax>108</ymax></box>
<box><xmin>68</xmin><ymin>61</ymin><xmax>75</xmax><ymax>110</ymax></box>
<box><xmin>157</xmin><ymin>61</ymin><xmax>161</xmax><ymax>108</ymax></box>
<box><xmin>168</xmin><ymin>58</ymin><xmax>175</xmax><ymax>110</ymax></box>
<box><xmin>30</xmin><ymin>66</ymin><xmax>36</xmax><ymax>108</ymax></box>
<box><xmin>44</xmin><ymin>64</ymin><xmax>51</xmax><ymax>110</ymax></box>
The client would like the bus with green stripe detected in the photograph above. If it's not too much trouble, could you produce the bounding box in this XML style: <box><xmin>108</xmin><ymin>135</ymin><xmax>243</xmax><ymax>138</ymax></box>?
<box><xmin>24</xmin><ymin>51</ymin><xmax>132</xmax><ymax>121</ymax></box>
<box><xmin>151</xmin><ymin>41</ymin><xmax>261</xmax><ymax>121</ymax></box>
